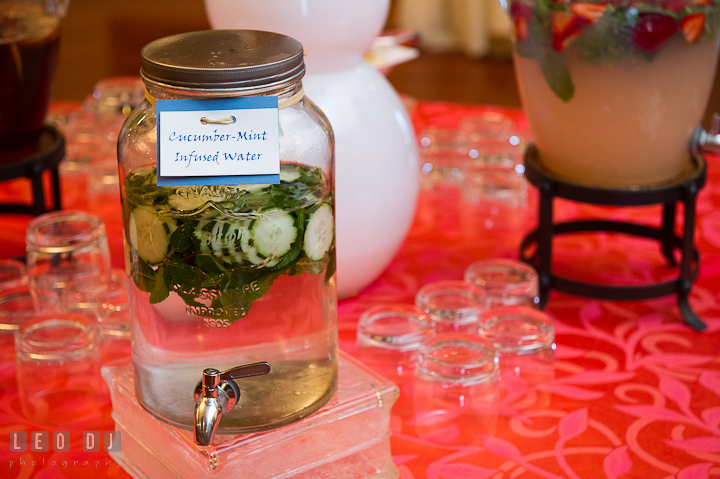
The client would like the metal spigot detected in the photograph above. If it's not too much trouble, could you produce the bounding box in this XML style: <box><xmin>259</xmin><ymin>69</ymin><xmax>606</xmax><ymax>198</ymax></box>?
<box><xmin>193</xmin><ymin>362</ymin><xmax>271</xmax><ymax>446</ymax></box>
<box><xmin>692</xmin><ymin>113</ymin><xmax>720</xmax><ymax>156</ymax></box>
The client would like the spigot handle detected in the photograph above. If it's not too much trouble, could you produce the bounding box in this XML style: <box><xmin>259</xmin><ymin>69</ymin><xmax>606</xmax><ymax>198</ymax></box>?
<box><xmin>193</xmin><ymin>361</ymin><xmax>271</xmax><ymax>447</ymax></box>
<box><xmin>220</xmin><ymin>362</ymin><xmax>271</xmax><ymax>381</ymax></box>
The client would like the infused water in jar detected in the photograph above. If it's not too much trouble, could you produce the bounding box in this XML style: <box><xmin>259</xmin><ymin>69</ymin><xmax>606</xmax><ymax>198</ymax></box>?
<box><xmin>117</xmin><ymin>30</ymin><xmax>338</xmax><ymax>433</ymax></box>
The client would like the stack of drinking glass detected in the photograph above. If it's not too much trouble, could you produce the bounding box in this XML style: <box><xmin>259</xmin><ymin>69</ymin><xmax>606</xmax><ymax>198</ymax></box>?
<box><xmin>417</xmin><ymin>112</ymin><xmax>530</xmax><ymax>208</ymax></box>
<box><xmin>0</xmin><ymin>210</ymin><xmax>130</xmax><ymax>426</ymax></box>
<box><xmin>356</xmin><ymin>258</ymin><xmax>554</xmax><ymax>444</ymax></box>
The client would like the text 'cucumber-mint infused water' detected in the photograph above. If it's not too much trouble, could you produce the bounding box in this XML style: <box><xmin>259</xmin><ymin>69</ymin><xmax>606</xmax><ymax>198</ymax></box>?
<box><xmin>117</xmin><ymin>30</ymin><xmax>338</xmax><ymax>434</ymax></box>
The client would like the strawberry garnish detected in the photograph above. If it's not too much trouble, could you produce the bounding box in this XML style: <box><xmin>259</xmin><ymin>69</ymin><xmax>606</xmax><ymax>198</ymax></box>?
<box><xmin>510</xmin><ymin>2</ymin><xmax>533</xmax><ymax>41</ymax></box>
<box><xmin>661</xmin><ymin>0</ymin><xmax>689</xmax><ymax>11</ymax></box>
<box><xmin>510</xmin><ymin>2</ymin><xmax>533</xmax><ymax>20</ymax></box>
<box><xmin>569</xmin><ymin>2</ymin><xmax>608</xmax><ymax>23</ymax></box>
<box><xmin>551</xmin><ymin>11</ymin><xmax>583</xmax><ymax>50</ymax></box>
<box><xmin>633</xmin><ymin>13</ymin><xmax>677</xmax><ymax>51</ymax></box>
<box><xmin>515</xmin><ymin>16</ymin><xmax>530</xmax><ymax>41</ymax></box>
<box><xmin>681</xmin><ymin>12</ymin><xmax>705</xmax><ymax>43</ymax></box>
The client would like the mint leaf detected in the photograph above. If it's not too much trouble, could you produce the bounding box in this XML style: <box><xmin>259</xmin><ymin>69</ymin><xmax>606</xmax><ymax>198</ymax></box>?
<box><xmin>169</xmin><ymin>222</ymin><xmax>194</xmax><ymax>252</ymax></box>
<box><xmin>291</xmin><ymin>257</ymin><xmax>328</xmax><ymax>276</ymax></box>
<box><xmin>195</xmin><ymin>254</ymin><xmax>227</xmax><ymax>278</ymax></box>
<box><xmin>575</xmin><ymin>13</ymin><xmax>632</xmax><ymax>63</ymax></box>
<box><xmin>134</xmin><ymin>258</ymin><xmax>156</xmax><ymax>293</ymax></box>
<box><xmin>166</xmin><ymin>256</ymin><xmax>199</xmax><ymax>283</ymax></box>
<box><xmin>539</xmin><ymin>51</ymin><xmax>574</xmax><ymax>102</ymax></box>
<box><xmin>150</xmin><ymin>265</ymin><xmax>170</xmax><ymax>304</ymax></box>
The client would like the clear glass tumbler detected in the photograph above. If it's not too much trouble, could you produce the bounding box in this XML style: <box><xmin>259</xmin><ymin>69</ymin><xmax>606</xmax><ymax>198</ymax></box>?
<box><xmin>0</xmin><ymin>286</ymin><xmax>58</xmax><ymax>359</ymax></box>
<box><xmin>0</xmin><ymin>258</ymin><xmax>27</xmax><ymax>290</ymax></box>
<box><xmin>25</xmin><ymin>210</ymin><xmax>111</xmax><ymax>308</ymax></box>
<box><xmin>413</xmin><ymin>333</ymin><xmax>499</xmax><ymax>445</ymax></box>
<box><xmin>417</xmin><ymin>127</ymin><xmax>472</xmax><ymax>189</ymax></box>
<box><xmin>464</xmin><ymin>258</ymin><xmax>539</xmax><ymax>309</ymax></box>
<box><xmin>64</xmin><ymin>274</ymin><xmax>130</xmax><ymax>364</ymax></box>
<box><xmin>356</xmin><ymin>304</ymin><xmax>435</xmax><ymax>380</ymax></box>
<box><xmin>15</xmin><ymin>313</ymin><xmax>102</xmax><ymax>425</ymax></box>
<box><xmin>0</xmin><ymin>287</ymin><xmax>59</xmax><ymax>333</ymax></box>
<box><xmin>480</xmin><ymin>306</ymin><xmax>555</xmax><ymax>387</ymax></box>
<box><xmin>458</xmin><ymin>113</ymin><xmax>528</xmax><ymax>207</ymax></box>
<box><xmin>415</xmin><ymin>280</ymin><xmax>487</xmax><ymax>334</ymax></box>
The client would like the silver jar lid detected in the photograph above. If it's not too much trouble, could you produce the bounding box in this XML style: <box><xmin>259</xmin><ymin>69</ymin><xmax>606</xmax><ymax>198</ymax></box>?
<box><xmin>140</xmin><ymin>30</ymin><xmax>305</xmax><ymax>91</ymax></box>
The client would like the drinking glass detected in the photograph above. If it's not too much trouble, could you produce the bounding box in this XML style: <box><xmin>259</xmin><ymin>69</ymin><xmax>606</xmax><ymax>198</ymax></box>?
<box><xmin>459</xmin><ymin>112</ymin><xmax>521</xmax><ymax>151</ymax></box>
<box><xmin>0</xmin><ymin>258</ymin><xmax>27</xmax><ymax>290</ymax></box>
<box><xmin>0</xmin><ymin>286</ymin><xmax>59</xmax><ymax>359</ymax></box>
<box><xmin>64</xmin><ymin>274</ymin><xmax>128</xmax><ymax>330</ymax></box>
<box><xmin>64</xmin><ymin>274</ymin><xmax>130</xmax><ymax>364</ymax></box>
<box><xmin>0</xmin><ymin>287</ymin><xmax>59</xmax><ymax>333</ymax></box>
<box><xmin>480</xmin><ymin>306</ymin><xmax>555</xmax><ymax>387</ymax></box>
<box><xmin>25</xmin><ymin>210</ymin><xmax>111</xmax><ymax>308</ymax></box>
<box><xmin>465</xmin><ymin>258</ymin><xmax>539</xmax><ymax>309</ymax></box>
<box><xmin>415</xmin><ymin>280</ymin><xmax>487</xmax><ymax>334</ymax></box>
<box><xmin>417</xmin><ymin>128</ymin><xmax>472</xmax><ymax>189</ymax></box>
<box><xmin>357</xmin><ymin>304</ymin><xmax>435</xmax><ymax>416</ymax></box>
<box><xmin>413</xmin><ymin>333</ymin><xmax>499</xmax><ymax>445</ymax></box>
<box><xmin>356</xmin><ymin>304</ymin><xmax>435</xmax><ymax>380</ymax></box>
<box><xmin>15</xmin><ymin>313</ymin><xmax>102</xmax><ymax>425</ymax></box>
<box><xmin>459</xmin><ymin>113</ymin><xmax>528</xmax><ymax>207</ymax></box>
<box><xmin>86</xmin><ymin>76</ymin><xmax>145</xmax><ymax>126</ymax></box>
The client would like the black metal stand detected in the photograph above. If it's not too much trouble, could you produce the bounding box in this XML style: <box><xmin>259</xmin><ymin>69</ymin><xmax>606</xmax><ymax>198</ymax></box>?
<box><xmin>519</xmin><ymin>145</ymin><xmax>707</xmax><ymax>330</ymax></box>
<box><xmin>0</xmin><ymin>125</ymin><xmax>65</xmax><ymax>216</ymax></box>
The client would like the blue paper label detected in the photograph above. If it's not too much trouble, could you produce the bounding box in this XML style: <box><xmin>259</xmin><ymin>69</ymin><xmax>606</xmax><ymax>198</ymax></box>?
<box><xmin>155</xmin><ymin>97</ymin><xmax>280</xmax><ymax>187</ymax></box>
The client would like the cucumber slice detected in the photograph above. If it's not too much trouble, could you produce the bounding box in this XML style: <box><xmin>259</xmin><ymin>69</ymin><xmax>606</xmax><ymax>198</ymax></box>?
<box><xmin>194</xmin><ymin>220</ymin><xmax>246</xmax><ymax>264</ymax></box>
<box><xmin>130</xmin><ymin>165</ymin><xmax>156</xmax><ymax>180</ymax></box>
<box><xmin>242</xmin><ymin>184</ymin><xmax>270</xmax><ymax>192</ymax></box>
<box><xmin>128</xmin><ymin>206</ymin><xmax>177</xmax><ymax>265</ymax></box>
<box><xmin>280</xmin><ymin>168</ymin><xmax>301</xmax><ymax>183</ymax></box>
<box><xmin>240</xmin><ymin>230</ymin><xmax>277</xmax><ymax>266</ymax></box>
<box><xmin>303</xmin><ymin>204</ymin><xmax>334</xmax><ymax>261</ymax></box>
<box><xmin>250</xmin><ymin>210</ymin><xmax>298</xmax><ymax>258</ymax></box>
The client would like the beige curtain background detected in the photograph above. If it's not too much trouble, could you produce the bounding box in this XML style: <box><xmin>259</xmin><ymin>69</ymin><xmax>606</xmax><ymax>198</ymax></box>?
<box><xmin>393</xmin><ymin>0</ymin><xmax>511</xmax><ymax>58</ymax></box>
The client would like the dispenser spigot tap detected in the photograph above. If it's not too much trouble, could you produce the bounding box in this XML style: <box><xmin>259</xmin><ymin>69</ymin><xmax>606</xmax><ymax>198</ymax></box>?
<box><xmin>193</xmin><ymin>362</ymin><xmax>271</xmax><ymax>446</ymax></box>
<box><xmin>692</xmin><ymin>113</ymin><xmax>720</xmax><ymax>156</ymax></box>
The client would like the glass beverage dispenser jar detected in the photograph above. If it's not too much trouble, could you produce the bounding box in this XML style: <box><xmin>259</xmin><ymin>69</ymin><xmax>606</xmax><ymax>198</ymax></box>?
<box><xmin>117</xmin><ymin>30</ymin><xmax>337</xmax><ymax>444</ymax></box>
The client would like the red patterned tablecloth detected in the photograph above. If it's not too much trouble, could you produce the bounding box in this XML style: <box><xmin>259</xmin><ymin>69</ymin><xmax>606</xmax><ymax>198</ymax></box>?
<box><xmin>2</xmin><ymin>101</ymin><xmax>720</xmax><ymax>478</ymax></box>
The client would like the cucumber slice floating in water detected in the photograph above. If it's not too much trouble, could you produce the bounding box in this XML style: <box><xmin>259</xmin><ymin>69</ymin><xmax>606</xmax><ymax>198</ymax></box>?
<box><xmin>251</xmin><ymin>209</ymin><xmax>298</xmax><ymax>259</ymax></box>
<box><xmin>303</xmin><ymin>204</ymin><xmax>334</xmax><ymax>261</ymax></box>
<box><xmin>128</xmin><ymin>206</ymin><xmax>177</xmax><ymax>265</ymax></box>
<box><xmin>194</xmin><ymin>220</ymin><xmax>246</xmax><ymax>264</ymax></box>
<box><xmin>280</xmin><ymin>169</ymin><xmax>301</xmax><ymax>183</ymax></box>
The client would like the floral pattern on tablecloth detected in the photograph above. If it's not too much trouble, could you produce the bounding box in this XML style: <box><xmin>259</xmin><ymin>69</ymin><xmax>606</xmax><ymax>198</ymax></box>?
<box><xmin>1</xmin><ymin>101</ymin><xmax>720</xmax><ymax>478</ymax></box>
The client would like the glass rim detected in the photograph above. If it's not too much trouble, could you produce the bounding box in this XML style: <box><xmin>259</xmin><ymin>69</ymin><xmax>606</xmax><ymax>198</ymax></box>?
<box><xmin>16</xmin><ymin>314</ymin><xmax>97</xmax><ymax>360</ymax></box>
<box><xmin>0</xmin><ymin>289</ymin><xmax>59</xmax><ymax>332</ymax></box>
<box><xmin>416</xmin><ymin>333</ymin><xmax>498</xmax><ymax>384</ymax></box>
<box><xmin>464</xmin><ymin>259</ymin><xmax>538</xmax><ymax>294</ymax></box>
<box><xmin>357</xmin><ymin>304</ymin><xmax>434</xmax><ymax>351</ymax></box>
<box><xmin>26</xmin><ymin>210</ymin><xmax>106</xmax><ymax>253</ymax></box>
<box><xmin>415</xmin><ymin>280</ymin><xmax>487</xmax><ymax>321</ymax></box>
<box><xmin>481</xmin><ymin>306</ymin><xmax>555</xmax><ymax>354</ymax></box>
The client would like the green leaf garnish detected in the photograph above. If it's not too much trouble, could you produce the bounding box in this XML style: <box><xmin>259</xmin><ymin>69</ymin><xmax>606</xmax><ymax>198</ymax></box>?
<box><xmin>539</xmin><ymin>50</ymin><xmax>575</xmax><ymax>102</ymax></box>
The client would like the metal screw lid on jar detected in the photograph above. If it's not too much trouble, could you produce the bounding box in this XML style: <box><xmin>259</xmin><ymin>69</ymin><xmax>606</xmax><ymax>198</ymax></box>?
<box><xmin>140</xmin><ymin>30</ymin><xmax>305</xmax><ymax>91</ymax></box>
